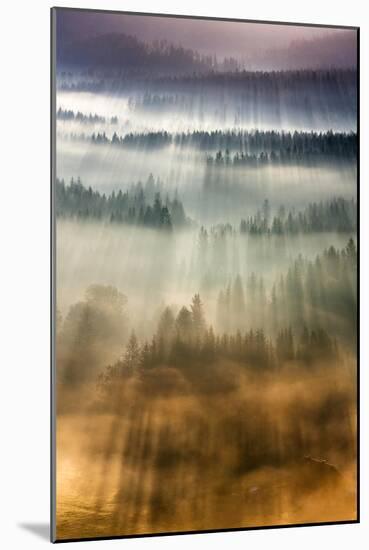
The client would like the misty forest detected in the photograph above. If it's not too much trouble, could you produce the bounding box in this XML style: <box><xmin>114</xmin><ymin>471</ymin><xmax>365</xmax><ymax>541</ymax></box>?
<box><xmin>54</xmin><ymin>10</ymin><xmax>358</xmax><ymax>540</ymax></box>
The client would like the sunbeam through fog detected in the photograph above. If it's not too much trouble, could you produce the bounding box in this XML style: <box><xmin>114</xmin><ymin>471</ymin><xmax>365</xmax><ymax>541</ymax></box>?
<box><xmin>53</xmin><ymin>8</ymin><xmax>358</xmax><ymax>541</ymax></box>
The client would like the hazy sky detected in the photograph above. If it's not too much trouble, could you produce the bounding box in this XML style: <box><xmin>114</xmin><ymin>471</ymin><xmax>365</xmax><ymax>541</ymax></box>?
<box><xmin>56</xmin><ymin>8</ymin><xmax>357</xmax><ymax>64</ymax></box>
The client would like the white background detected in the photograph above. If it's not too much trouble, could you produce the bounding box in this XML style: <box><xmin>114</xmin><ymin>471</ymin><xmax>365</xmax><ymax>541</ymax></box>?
<box><xmin>0</xmin><ymin>0</ymin><xmax>367</xmax><ymax>548</ymax></box>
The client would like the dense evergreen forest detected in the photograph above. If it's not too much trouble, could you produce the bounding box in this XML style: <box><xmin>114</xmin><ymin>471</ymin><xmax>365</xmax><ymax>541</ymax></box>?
<box><xmin>57</xmin><ymin>33</ymin><xmax>216</xmax><ymax>74</ymax></box>
<box><xmin>99</xmin><ymin>322</ymin><xmax>338</xmax><ymax>389</ymax></box>
<box><xmin>97</xmin><ymin>287</ymin><xmax>342</xmax><ymax>388</ymax></box>
<box><xmin>61</xmin><ymin>129</ymin><xmax>357</xmax><ymax>162</ymax></box>
<box><xmin>57</xmin><ymin>239</ymin><xmax>356</xmax><ymax>384</ymax></box>
<box><xmin>56</xmin><ymin>178</ymin><xmax>356</xmax><ymax>235</ymax></box>
<box><xmin>214</xmin><ymin>239</ymin><xmax>357</xmax><ymax>341</ymax></box>
<box><xmin>57</xmin><ymin>107</ymin><xmax>118</xmax><ymax>125</ymax></box>
<box><xmin>65</xmin><ymin>239</ymin><xmax>356</xmax><ymax>386</ymax></box>
<box><xmin>205</xmin><ymin>146</ymin><xmax>356</xmax><ymax>166</ymax></box>
<box><xmin>58</xmin><ymin>67</ymin><xmax>357</xmax><ymax>97</ymax></box>
<box><xmin>207</xmin><ymin>197</ymin><xmax>356</xmax><ymax>235</ymax></box>
<box><xmin>55</xmin><ymin>177</ymin><xmax>189</xmax><ymax>229</ymax></box>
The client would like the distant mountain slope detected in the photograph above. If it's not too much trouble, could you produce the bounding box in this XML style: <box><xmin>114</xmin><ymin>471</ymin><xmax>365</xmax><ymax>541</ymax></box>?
<box><xmin>260</xmin><ymin>31</ymin><xmax>357</xmax><ymax>70</ymax></box>
<box><xmin>57</xmin><ymin>29</ymin><xmax>357</xmax><ymax>73</ymax></box>
<box><xmin>57</xmin><ymin>32</ymin><xmax>213</xmax><ymax>74</ymax></box>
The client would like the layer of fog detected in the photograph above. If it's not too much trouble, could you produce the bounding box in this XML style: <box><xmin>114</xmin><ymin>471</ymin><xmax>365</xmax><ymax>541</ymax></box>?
<box><xmin>56</xmin><ymin>220</ymin><xmax>354</xmax><ymax>335</ymax></box>
<box><xmin>56</xmin><ymin>138</ymin><xmax>356</xmax><ymax>224</ymax></box>
<box><xmin>57</xmin><ymin>88</ymin><xmax>356</xmax><ymax>134</ymax></box>
<box><xmin>56</xmin><ymin>358</ymin><xmax>357</xmax><ymax>538</ymax></box>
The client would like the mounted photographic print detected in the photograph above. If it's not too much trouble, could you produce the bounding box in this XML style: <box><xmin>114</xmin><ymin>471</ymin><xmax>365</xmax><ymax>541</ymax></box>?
<box><xmin>51</xmin><ymin>7</ymin><xmax>359</xmax><ymax>542</ymax></box>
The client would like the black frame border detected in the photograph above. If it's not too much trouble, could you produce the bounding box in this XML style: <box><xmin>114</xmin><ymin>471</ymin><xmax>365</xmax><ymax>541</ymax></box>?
<box><xmin>50</xmin><ymin>6</ymin><xmax>360</xmax><ymax>543</ymax></box>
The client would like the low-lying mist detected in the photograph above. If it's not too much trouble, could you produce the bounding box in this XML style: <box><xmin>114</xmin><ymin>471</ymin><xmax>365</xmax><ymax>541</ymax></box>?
<box><xmin>56</xmin><ymin>219</ymin><xmax>355</xmax><ymax>336</ymax></box>
<box><xmin>54</xmin><ymin>58</ymin><xmax>357</xmax><ymax>540</ymax></box>
<box><xmin>57</xmin><ymin>142</ymin><xmax>356</xmax><ymax>223</ymax></box>
<box><xmin>56</xmin><ymin>354</ymin><xmax>357</xmax><ymax>538</ymax></box>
